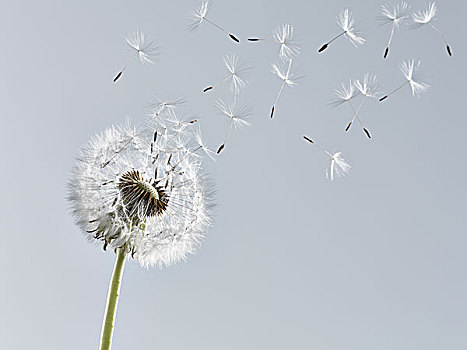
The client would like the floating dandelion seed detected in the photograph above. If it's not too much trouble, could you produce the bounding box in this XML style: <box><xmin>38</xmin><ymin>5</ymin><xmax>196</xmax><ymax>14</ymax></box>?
<box><xmin>270</xmin><ymin>59</ymin><xmax>301</xmax><ymax>118</ymax></box>
<box><xmin>187</xmin><ymin>0</ymin><xmax>240</xmax><ymax>43</ymax></box>
<box><xmin>215</xmin><ymin>98</ymin><xmax>252</xmax><ymax>154</ymax></box>
<box><xmin>412</xmin><ymin>2</ymin><xmax>452</xmax><ymax>56</ymax></box>
<box><xmin>328</xmin><ymin>79</ymin><xmax>371</xmax><ymax>138</ymax></box>
<box><xmin>378</xmin><ymin>2</ymin><xmax>411</xmax><ymax>58</ymax></box>
<box><xmin>380</xmin><ymin>60</ymin><xmax>430</xmax><ymax>101</ymax></box>
<box><xmin>303</xmin><ymin>136</ymin><xmax>351</xmax><ymax>181</ymax></box>
<box><xmin>113</xmin><ymin>29</ymin><xmax>159</xmax><ymax>83</ymax></box>
<box><xmin>248</xmin><ymin>24</ymin><xmax>301</xmax><ymax>60</ymax></box>
<box><xmin>203</xmin><ymin>54</ymin><xmax>251</xmax><ymax>95</ymax></box>
<box><xmin>318</xmin><ymin>9</ymin><xmax>365</xmax><ymax>52</ymax></box>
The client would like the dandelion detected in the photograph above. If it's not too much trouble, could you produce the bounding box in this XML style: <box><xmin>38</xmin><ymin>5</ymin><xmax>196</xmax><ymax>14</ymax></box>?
<box><xmin>203</xmin><ymin>54</ymin><xmax>251</xmax><ymax>95</ymax></box>
<box><xmin>318</xmin><ymin>9</ymin><xmax>365</xmax><ymax>52</ymax></box>
<box><xmin>345</xmin><ymin>74</ymin><xmax>381</xmax><ymax>138</ymax></box>
<box><xmin>379</xmin><ymin>60</ymin><xmax>430</xmax><ymax>101</ymax></box>
<box><xmin>187</xmin><ymin>0</ymin><xmax>240</xmax><ymax>43</ymax></box>
<box><xmin>328</xmin><ymin>79</ymin><xmax>371</xmax><ymax>138</ymax></box>
<box><xmin>378</xmin><ymin>2</ymin><xmax>411</xmax><ymax>58</ymax></box>
<box><xmin>303</xmin><ymin>136</ymin><xmax>351</xmax><ymax>181</ymax></box>
<box><xmin>270</xmin><ymin>59</ymin><xmax>301</xmax><ymax>118</ymax></box>
<box><xmin>412</xmin><ymin>2</ymin><xmax>452</xmax><ymax>56</ymax></box>
<box><xmin>113</xmin><ymin>29</ymin><xmax>159</xmax><ymax>82</ymax></box>
<box><xmin>215</xmin><ymin>98</ymin><xmax>252</xmax><ymax>154</ymax></box>
<box><xmin>248</xmin><ymin>24</ymin><xmax>301</xmax><ymax>60</ymax></box>
<box><xmin>68</xmin><ymin>116</ymin><xmax>214</xmax><ymax>349</ymax></box>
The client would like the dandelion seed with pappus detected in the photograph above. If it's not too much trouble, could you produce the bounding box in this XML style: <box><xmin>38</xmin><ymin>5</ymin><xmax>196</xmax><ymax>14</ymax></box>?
<box><xmin>248</xmin><ymin>24</ymin><xmax>301</xmax><ymax>60</ymax></box>
<box><xmin>203</xmin><ymin>54</ymin><xmax>251</xmax><ymax>95</ymax></box>
<box><xmin>187</xmin><ymin>0</ymin><xmax>240</xmax><ymax>43</ymax></box>
<box><xmin>113</xmin><ymin>29</ymin><xmax>159</xmax><ymax>83</ymax></box>
<box><xmin>412</xmin><ymin>2</ymin><xmax>452</xmax><ymax>56</ymax></box>
<box><xmin>68</xmin><ymin>115</ymin><xmax>214</xmax><ymax>350</ymax></box>
<box><xmin>215</xmin><ymin>98</ymin><xmax>252</xmax><ymax>154</ymax></box>
<box><xmin>303</xmin><ymin>136</ymin><xmax>351</xmax><ymax>181</ymax></box>
<box><xmin>378</xmin><ymin>2</ymin><xmax>411</xmax><ymax>58</ymax></box>
<box><xmin>270</xmin><ymin>59</ymin><xmax>301</xmax><ymax>118</ymax></box>
<box><xmin>380</xmin><ymin>60</ymin><xmax>430</xmax><ymax>102</ymax></box>
<box><xmin>318</xmin><ymin>9</ymin><xmax>365</xmax><ymax>53</ymax></box>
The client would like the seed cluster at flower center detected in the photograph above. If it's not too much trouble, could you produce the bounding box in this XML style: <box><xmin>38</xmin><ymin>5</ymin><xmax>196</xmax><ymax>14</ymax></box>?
<box><xmin>118</xmin><ymin>169</ymin><xmax>169</xmax><ymax>220</ymax></box>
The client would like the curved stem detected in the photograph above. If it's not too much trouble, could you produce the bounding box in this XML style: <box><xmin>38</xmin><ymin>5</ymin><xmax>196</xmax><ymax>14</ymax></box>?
<box><xmin>99</xmin><ymin>248</ymin><xmax>127</xmax><ymax>350</ymax></box>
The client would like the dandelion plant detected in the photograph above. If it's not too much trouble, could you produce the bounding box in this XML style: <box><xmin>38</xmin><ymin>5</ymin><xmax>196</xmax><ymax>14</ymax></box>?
<box><xmin>318</xmin><ymin>9</ymin><xmax>365</xmax><ymax>52</ymax></box>
<box><xmin>412</xmin><ymin>2</ymin><xmax>452</xmax><ymax>56</ymax></box>
<box><xmin>113</xmin><ymin>29</ymin><xmax>159</xmax><ymax>83</ymax></box>
<box><xmin>378</xmin><ymin>2</ymin><xmax>411</xmax><ymax>58</ymax></box>
<box><xmin>68</xmin><ymin>113</ymin><xmax>214</xmax><ymax>350</ymax></box>
<box><xmin>187</xmin><ymin>0</ymin><xmax>240</xmax><ymax>43</ymax></box>
<box><xmin>303</xmin><ymin>136</ymin><xmax>351</xmax><ymax>181</ymax></box>
<box><xmin>270</xmin><ymin>58</ymin><xmax>301</xmax><ymax>118</ymax></box>
<box><xmin>380</xmin><ymin>60</ymin><xmax>430</xmax><ymax>101</ymax></box>
<box><xmin>215</xmin><ymin>98</ymin><xmax>252</xmax><ymax>154</ymax></box>
<box><xmin>248</xmin><ymin>24</ymin><xmax>301</xmax><ymax>60</ymax></box>
<box><xmin>203</xmin><ymin>54</ymin><xmax>251</xmax><ymax>94</ymax></box>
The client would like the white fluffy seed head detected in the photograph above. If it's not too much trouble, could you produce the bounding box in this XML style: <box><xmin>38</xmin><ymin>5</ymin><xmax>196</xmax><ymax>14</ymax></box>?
<box><xmin>378</xmin><ymin>2</ymin><xmax>411</xmax><ymax>27</ymax></box>
<box><xmin>273</xmin><ymin>24</ymin><xmax>301</xmax><ymax>60</ymax></box>
<box><xmin>337</xmin><ymin>9</ymin><xmax>366</xmax><ymax>47</ymax></box>
<box><xmin>400</xmin><ymin>60</ymin><xmax>430</xmax><ymax>96</ymax></box>
<box><xmin>125</xmin><ymin>29</ymin><xmax>160</xmax><ymax>64</ymax></box>
<box><xmin>68</xmin><ymin>116</ymin><xmax>215</xmax><ymax>268</ymax></box>
<box><xmin>412</xmin><ymin>2</ymin><xmax>437</xmax><ymax>25</ymax></box>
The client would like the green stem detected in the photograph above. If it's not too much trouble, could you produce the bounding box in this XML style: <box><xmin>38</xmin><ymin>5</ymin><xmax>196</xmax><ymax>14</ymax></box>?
<box><xmin>99</xmin><ymin>248</ymin><xmax>127</xmax><ymax>350</ymax></box>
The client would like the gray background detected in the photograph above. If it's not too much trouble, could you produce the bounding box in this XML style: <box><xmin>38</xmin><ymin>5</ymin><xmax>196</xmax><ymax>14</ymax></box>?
<box><xmin>1</xmin><ymin>0</ymin><xmax>466</xmax><ymax>349</ymax></box>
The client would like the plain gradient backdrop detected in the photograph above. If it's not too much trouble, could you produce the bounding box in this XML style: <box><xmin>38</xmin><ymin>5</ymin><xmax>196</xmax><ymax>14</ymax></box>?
<box><xmin>0</xmin><ymin>0</ymin><xmax>466</xmax><ymax>349</ymax></box>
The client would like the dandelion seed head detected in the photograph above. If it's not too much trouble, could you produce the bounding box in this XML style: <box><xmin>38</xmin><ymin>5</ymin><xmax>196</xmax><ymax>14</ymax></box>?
<box><xmin>187</xmin><ymin>0</ymin><xmax>211</xmax><ymax>31</ymax></box>
<box><xmin>400</xmin><ymin>60</ymin><xmax>430</xmax><ymax>96</ymax></box>
<box><xmin>328</xmin><ymin>79</ymin><xmax>359</xmax><ymax>108</ymax></box>
<box><xmin>223</xmin><ymin>54</ymin><xmax>251</xmax><ymax>95</ymax></box>
<box><xmin>273</xmin><ymin>24</ymin><xmax>301</xmax><ymax>59</ymax></box>
<box><xmin>216</xmin><ymin>99</ymin><xmax>253</xmax><ymax>129</ymax></box>
<box><xmin>326</xmin><ymin>152</ymin><xmax>351</xmax><ymax>181</ymax></box>
<box><xmin>337</xmin><ymin>9</ymin><xmax>365</xmax><ymax>46</ymax></box>
<box><xmin>413</xmin><ymin>2</ymin><xmax>437</xmax><ymax>25</ymax></box>
<box><xmin>271</xmin><ymin>59</ymin><xmax>301</xmax><ymax>87</ymax></box>
<box><xmin>68</xmin><ymin>117</ymin><xmax>214</xmax><ymax>268</ymax></box>
<box><xmin>355</xmin><ymin>73</ymin><xmax>381</xmax><ymax>99</ymax></box>
<box><xmin>379</xmin><ymin>2</ymin><xmax>411</xmax><ymax>26</ymax></box>
<box><xmin>125</xmin><ymin>29</ymin><xmax>159</xmax><ymax>64</ymax></box>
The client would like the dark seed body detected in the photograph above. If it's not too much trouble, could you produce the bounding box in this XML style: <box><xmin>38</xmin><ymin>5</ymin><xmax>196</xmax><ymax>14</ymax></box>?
<box><xmin>318</xmin><ymin>43</ymin><xmax>328</xmax><ymax>52</ymax></box>
<box><xmin>229</xmin><ymin>34</ymin><xmax>240</xmax><ymax>43</ymax></box>
<box><xmin>203</xmin><ymin>86</ymin><xmax>213</xmax><ymax>93</ymax></box>
<box><xmin>113</xmin><ymin>71</ymin><xmax>123</xmax><ymax>82</ymax></box>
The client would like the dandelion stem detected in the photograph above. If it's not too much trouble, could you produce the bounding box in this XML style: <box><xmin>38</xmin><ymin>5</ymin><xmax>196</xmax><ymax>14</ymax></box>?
<box><xmin>99</xmin><ymin>248</ymin><xmax>127</xmax><ymax>350</ymax></box>
<box><xmin>204</xmin><ymin>18</ymin><xmax>239</xmax><ymax>42</ymax></box>
<box><xmin>318</xmin><ymin>31</ymin><xmax>346</xmax><ymax>52</ymax></box>
<box><xmin>379</xmin><ymin>81</ymin><xmax>408</xmax><ymax>101</ymax></box>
